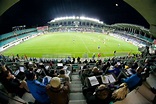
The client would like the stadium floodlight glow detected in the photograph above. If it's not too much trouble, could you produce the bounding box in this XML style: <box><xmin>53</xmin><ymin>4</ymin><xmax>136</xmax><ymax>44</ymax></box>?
<box><xmin>50</xmin><ymin>16</ymin><xmax>76</xmax><ymax>22</ymax></box>
<box><xmin>49</xmin><ymin>16</ymin><xmax>104</xmax><ymax>24</ymax></box>
<box><xmin>80</xmin><ymin>16</ymin><xmax>103</xmax><ymax>24</ymax></box>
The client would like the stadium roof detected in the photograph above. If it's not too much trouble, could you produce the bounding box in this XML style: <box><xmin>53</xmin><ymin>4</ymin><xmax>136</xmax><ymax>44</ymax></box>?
<box><xmin>49</xmin><ymin>16</ymin><xmax>104</xmax><ymax>24</ymax></box>
<box><xmin>0</xmin><ymin>0</ymin><xmax>19</xmax><ymax>16</ymax></box>
<box><xmin>0</xmin><ymin>0</ymin><xmax>156</xmax><ymax>37</ymax></box>
<box><xmin>111</xmin><ymin>23</ymin><xmax>150</xmax><ymax>35</ymax></box>
<box><xmin>124</xmin><ymin>0</ymin><xmax>156</xmax><ymax>37</ymax></box>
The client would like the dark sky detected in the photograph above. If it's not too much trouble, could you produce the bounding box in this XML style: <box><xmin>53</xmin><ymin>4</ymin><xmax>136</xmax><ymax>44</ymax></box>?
<box><xmin>0</xmin><ymin>0</ymin><xmax>149</xmax><ymax>34</ymax></box>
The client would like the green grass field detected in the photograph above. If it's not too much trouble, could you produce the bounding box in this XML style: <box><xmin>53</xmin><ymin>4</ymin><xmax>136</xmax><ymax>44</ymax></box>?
<box><xmin>2</xmin><ymin>32</ymin><xmax>140</xmax><ymax>58</ymax></box>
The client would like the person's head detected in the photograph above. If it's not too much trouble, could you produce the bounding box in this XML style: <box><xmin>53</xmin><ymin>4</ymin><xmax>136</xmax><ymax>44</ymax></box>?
<box><xmin>59</xmin><ymin>69</ymin><xmax>65</xmax><ymax>75</ymax></box>
<box><xmin>0</xmin><ymin>65</ymin><xmax>7</xmax><ymax>72</ymax></box>
<box><xmin>50</xmin><ymin>77</ymin><xmax>61</xmax><ymax>88</ymax></box>
<box><xmin>136</xmin><ymin>66</ymin><xmax>143</xmax><ymax>74</ymax></box>
<box><xmin>92</xmin><ymin>67</ymin><xmax>99</xmax><ymax>73</ymax></box>
<box><xmin>3</xmin><ymin>70</ymin><xmax>15</xmax><ymax>79</ymax></box>
<box><xmin>114</xmin><ymin>64</ymin><xmax>119</xmax><ymax>68</ymax></box>
<box><xmin>50</xmin><ymin>69</ymin><xmax>56</xmax><ymax>75</ymax></box>
<box><xmin>29</xmin><ymin>67</ymin><xmax>34</xmax><ymax>71</ymax></box>
<box><xmin>95</xmin><ymin>84</ymin><xmax>109</xmax><ymax>99</ymax></box>
<box><xmin>26</xmin><ymin>71</ymin><xmax>36</xmax><ymax>80</ymax></box>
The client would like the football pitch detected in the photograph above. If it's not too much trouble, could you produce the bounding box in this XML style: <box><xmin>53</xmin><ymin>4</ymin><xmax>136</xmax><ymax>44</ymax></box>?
<box><xmin>2</xmin><ymin>32</ymin><xmax>140</xmax><ymax>58</ymax></box>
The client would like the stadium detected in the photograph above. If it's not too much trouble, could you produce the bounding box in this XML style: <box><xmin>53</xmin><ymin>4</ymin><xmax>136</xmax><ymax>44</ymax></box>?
<box><xmin>1</xmin><ymin>16</ymin><xmax>144</xmax><ymax>58</ymax></box>
<box><xmin>0</xmin><ymin>0</ymin><xmax>156</xmax><ymax>104</ymax></box>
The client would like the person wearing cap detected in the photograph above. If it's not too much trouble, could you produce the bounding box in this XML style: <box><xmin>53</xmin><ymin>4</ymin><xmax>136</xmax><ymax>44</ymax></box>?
<box><xmin>25</xmin><ymin>71</ymin><xmax>50</xmax><ymax>104</ymax></box>
<box><xmin>46</xmin><ymin>77</ymin><xmax>70</xmax><ymax>104</ymax></box>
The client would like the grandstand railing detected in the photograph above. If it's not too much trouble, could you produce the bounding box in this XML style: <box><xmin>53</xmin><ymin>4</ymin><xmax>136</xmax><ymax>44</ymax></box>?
<box><xmin>42</xmin><ymin>54</ymin><xmax>74</xmax><ymax>58</ymax></box>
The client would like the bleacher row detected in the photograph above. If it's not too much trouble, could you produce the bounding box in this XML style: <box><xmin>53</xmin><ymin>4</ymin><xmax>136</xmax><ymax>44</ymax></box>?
<box><xmin>0</xmin><ymin>53</ymin><xmax>156</xmax><ymax>104</ymax></box>
<box><xmin>0</xmin><ymin>28</ymin><xmax>38</xmax><ymax>47</ymax></box>
<box><xmin>114</xmin><ymin>30</ymin><xmax>153</xmax><ymax>44</ymax></box>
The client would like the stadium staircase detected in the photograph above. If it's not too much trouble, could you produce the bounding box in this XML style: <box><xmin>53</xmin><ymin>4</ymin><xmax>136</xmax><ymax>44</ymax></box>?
<box><xmin>69</xmin><ymin>70</ymin><xmax>87</xmax><ymax>104</ymax></box>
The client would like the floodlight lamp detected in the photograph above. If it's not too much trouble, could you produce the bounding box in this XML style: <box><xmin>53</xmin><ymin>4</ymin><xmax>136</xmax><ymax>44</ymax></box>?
<box><xmin>49</xmin><ymin>16</ymin><xmax>104</xmax><ymax>24</ymax></box>
<box><xmin>80</xmin><ymin>16</ymin><xmax>85</xmax><ymax>20</ymax></box>
<box><xmin>76</xmin><ymin>16</ymin><xmax>79</xmax><ymax>19</ymax></box>
<box><xmin>99</xmin><ymin>21</ymin><xmax>103</xmax><ymax>24</ymax></box>
<box><xmin>71</xmin><ymin>16</ymin><xmax>75</xmax><ymax>19</ymax></box>
<box><xmin>72</xmin><ymin>16</ymin><xmax>75</xmax><ymax>19</ymax></box>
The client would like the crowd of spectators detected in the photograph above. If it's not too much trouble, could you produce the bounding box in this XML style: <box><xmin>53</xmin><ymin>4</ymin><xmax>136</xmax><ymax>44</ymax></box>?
<box><xmin>50</xmin><ymin>27</ymin><xmax>102</xmax><ymax>33</ymax></box>
<box><xmin>79</xmin><ymin>54</ymin><xmax>156</xmax><ymax>104</ymax></box>
<box><xmin>0</xmin><ymin>54</ymin><xmax>71</xmax><ymax>104</ymax></box>
<box><xmin>112</xmin><ymin>31</ymin><xmax>153</xmax><ymax>47</ymax></box>
<box><xmin>0</xmin><ymin>53</ymin><xmax>156</xmax><ymax>104</ymax></box>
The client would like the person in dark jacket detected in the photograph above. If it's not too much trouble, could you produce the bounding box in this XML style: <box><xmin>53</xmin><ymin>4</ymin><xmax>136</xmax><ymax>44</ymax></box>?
<box><xmin>89</xmin><ymin>67</ymin><xmax>102</xmax><ymax>76</ymax></box>
<box><xmin>1</xmin><ymin>70</ymin><xmax>29</xmax><ymax>97</ymax></box>
<box><xmin>85</xmin><ymin>84</ymin><xmax>113</xmax><ymax>104</ymax></box>
<box><xmin>46</xmin><ymin>77</ymin><xmax>70</xmax><ymax>104</ymax></box>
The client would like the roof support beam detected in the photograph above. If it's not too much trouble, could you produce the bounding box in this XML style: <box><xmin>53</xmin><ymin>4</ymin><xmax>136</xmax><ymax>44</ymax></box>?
<box><xmin>124</xmin><ymin>0</ymin><xmax>156</xmax><ymax>37</ymax></box>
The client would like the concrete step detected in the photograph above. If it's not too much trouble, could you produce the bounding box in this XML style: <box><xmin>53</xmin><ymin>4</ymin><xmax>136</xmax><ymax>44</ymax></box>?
<box><xmin>71</xmin><ymin>75</ymin><xmax>81</xmax><ymax>81</ymax></box>
<box><xmin>69</xmin><ymin>100</ymin><xmax>87</xmax><ymax>104</ymax></box>
<box><xmin>72</xmin><ymin>71</ymin><xmax>80</xmax><ymax>75</ymax></box>
<box><xmin>22</xmin><ymin>92</ymin><xmax>35</xmax><ymax>103</ymax></box>
<box><xmin>70</xmin><ymin>83</ymin><xmax>83</xmax><ymax>88</ymax></box>
<box><xmin>146</xmin><ymin>73</ymin><xmax>156</xmax><ymax>88</ymax></box>
<box><xmin>70</xmin><ymin>83</ymin><xmax>82</xmax><ymax>93</ymax></box>
<box><xmin>8</xmin><ymin>96</ymin><xmax>27</xmax><ymax>104</ymax></box>
<box><xmin>69</xmin><ymin>92</ymin><xmax>85</xmax><ymax>100</ymax></box>
<box><xmin>71</xmin><ymin>80</ymin><xmax>82</xmax><ymax>84</ymax></box>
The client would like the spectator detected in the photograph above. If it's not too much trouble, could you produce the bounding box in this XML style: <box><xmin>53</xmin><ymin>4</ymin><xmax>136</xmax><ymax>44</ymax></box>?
<box><xmin>131</xmin><ymin>60</ymin><xmax>138</xmax><ymax>70</ymax></box>
<box><xmin>122</xmin><ymin>66</ymin><xmax>142</xmax><ymax>91</ymax></box>
<box><xmin>46</xmin><ymin>77</ymin><xmax>70</xmax><ymax>104</ymax></box>
<box><xmin>89</xmin><ymin>67</ymin><xmax>102</xmax><ymax>76</ymax></box>
<box><xmin>1</xmin><ymin>70</ymin><xmax>29</xmax><ymax>97</ymax></box>
<box><xmin>84</xmin><ymin>84</ymin><xmax>112</xmax><ymax>104</ymax></box>
<box><xmin>72</xmin><ymin>57</ymin><xmax>75</xmax><ymax>64</ymax></box>
<box><xmin>141</xmin><ymin>58</ymin><xmax>150</xmax><ymax>81</ymax></box>
<box><xmin>49</xmin><ymin>69</ymin><xmax>57</xmax><ymax>78</ymax></box>
<box><xmin>58</xmin><ymin>69</ymin><xmax>70</xmax><ymax>83</ymax></box>
<box><xmin>107</xmin><ymin>64</ymin><xmax>120</xmax><ymax>77</ymax></box>
<box><xmin>77</xmin><ymin>57</ymin><xmax>81</xmax><ymax>63</ymax></box>
<box><xmin>112</xmin><ymin>83</ymin><xmax>129</xmax><ymax>101</ymax></box>
<box><xmin>25</xmin><ymin>71</ymin><xmax>50</xmax><ymax>104</ymax></box>
<box><xmin>81</xmin><ymin>68</ymin><xmax>92</xmax><ymax>85</ymax></box>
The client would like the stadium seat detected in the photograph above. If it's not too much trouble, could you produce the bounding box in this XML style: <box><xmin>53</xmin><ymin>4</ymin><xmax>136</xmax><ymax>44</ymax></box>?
<box><xmin>72</xmin><ymin>64</ymin><xmax>79</xmax><ymax>72</ymax></box>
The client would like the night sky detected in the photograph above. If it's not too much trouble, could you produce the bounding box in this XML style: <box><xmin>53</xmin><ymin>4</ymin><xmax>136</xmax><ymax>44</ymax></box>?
<box><xmin>0</xmin><ymin>0</ymin><xmax>149</xmax><ymax>34</ymax></box>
